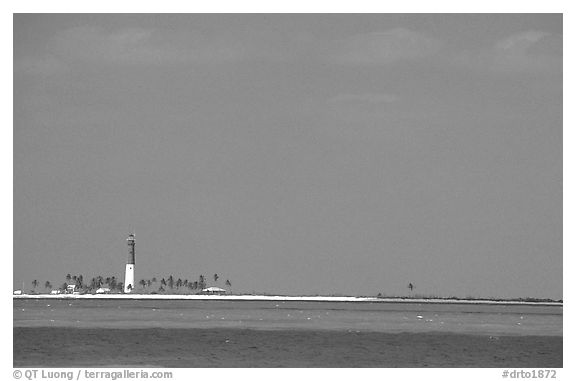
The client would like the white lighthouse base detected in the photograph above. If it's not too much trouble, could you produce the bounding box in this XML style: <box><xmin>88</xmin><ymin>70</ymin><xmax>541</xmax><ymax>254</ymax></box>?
<box><xmin>124</xmin><ymin>264</ymin><xmax>135</xmax><ymax>293</ymax></box>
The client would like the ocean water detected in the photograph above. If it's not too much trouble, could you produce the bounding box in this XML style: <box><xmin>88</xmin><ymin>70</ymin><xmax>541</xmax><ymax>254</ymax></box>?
<box><xmin>13</xmin><ymin>299</ymin><xmax>562</xmax><ymax>336</ymax></box>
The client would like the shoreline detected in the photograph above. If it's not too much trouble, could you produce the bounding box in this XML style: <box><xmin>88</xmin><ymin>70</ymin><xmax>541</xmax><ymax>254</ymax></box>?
<box><xmin>13</xmin><ymin>293</ymin><xmax>563</xmax><ymax>306</ymax></box>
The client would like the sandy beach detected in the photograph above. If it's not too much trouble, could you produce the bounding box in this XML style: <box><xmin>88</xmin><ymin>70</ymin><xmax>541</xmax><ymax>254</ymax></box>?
<box><xmin>14</xmin><ymin>327</ymin><xmax>562</xmax><ymax>368</ymax></box>
<box><xmin>12</xmin><ymin>294</ymin><xmax>563</xmax><ymax>306</ymax></box>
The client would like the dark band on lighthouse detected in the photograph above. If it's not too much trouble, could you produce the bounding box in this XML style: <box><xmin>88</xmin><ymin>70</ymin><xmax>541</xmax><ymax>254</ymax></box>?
<box><xmin>127</xmin><ymin>233</ymin><xmax>135</xmax><ymax>264</ymax></box>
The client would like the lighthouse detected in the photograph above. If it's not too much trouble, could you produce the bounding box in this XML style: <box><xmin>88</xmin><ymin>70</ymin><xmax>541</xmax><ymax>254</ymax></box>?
<box><xmin>124</xmin><ymin>233</ymin><xmax>135</xmax><ymax>293</ymax></box>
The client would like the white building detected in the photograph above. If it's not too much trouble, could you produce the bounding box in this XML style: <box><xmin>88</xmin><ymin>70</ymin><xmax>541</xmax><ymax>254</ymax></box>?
<box><xmin>202</xmin><ymin>287</ymin><xmax>227</xmax><ymax>294</ymax></box>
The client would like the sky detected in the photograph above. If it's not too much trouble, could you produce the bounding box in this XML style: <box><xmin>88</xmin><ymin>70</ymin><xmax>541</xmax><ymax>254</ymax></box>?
<box><xmin>13</xmin><ymin>14</ymin><xmax>562</xmax><ymax>299</ymax></box>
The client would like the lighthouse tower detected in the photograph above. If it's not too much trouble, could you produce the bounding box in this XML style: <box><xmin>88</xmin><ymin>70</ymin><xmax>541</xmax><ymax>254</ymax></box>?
<box><xmin>124</xmin><ymin>233</ymin><xmax>135</xmax><ymax>293</ymax></box>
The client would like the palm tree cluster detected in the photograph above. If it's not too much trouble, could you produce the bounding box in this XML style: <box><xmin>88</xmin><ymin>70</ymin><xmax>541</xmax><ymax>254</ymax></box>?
<box><xmin>35</xmin><ymin>273</ymin><xmax>232</xmax><ymax>294</ymax></box>
<box><xmin>35</xmin><ymin>273</ymin><xmax>125</xmax><ymax>294</ymax></box>
<box><xmin>138</xmin><ymin>273</ymin><xmax>232</xmax><ymax>294</ymax></box>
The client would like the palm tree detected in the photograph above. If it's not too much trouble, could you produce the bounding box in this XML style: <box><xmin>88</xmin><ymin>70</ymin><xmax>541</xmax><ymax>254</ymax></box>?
<box><xmin>199</xmin><ymin>275</ymin><xmax>206</xmax><ymax>289</ymax></box>
<box><xmin>161</xmin><ymin>278</ymin><xmax>167</xmax><ymax>287</ymax></box>
<box><xmin>32</xmin><ymin>279</ymin><xmax>39</xmax><ymax>291</ymax></box>
<box><xmin>66</xmin><ymin>274</ymin><xmax>72</xmax><ymax>283</ymax></box>
<box><xmin>168</xmin><ymin>275</ymin><xmax>174</xmax><ymax>290</ymax></box>
<box><xmin>139</xmin><ymin>279</ymin><xmax>146</xmax><ymax>289</ymax></box>
<box><xmin>225</xmin><ymin>279</ymin><xmax>232</xmax><ymax>293</ymax></box>
<box><xmin>176</xmin><ymin>278</ymin><xmax>182</xmax><ymax>289</ymax></box>
<box><xmin>44</xmin><ymin>281</ymin><xmax>52</xmax><ymax>291</ymax></box>
<box><xmin>151</xmin><ymin>277</ymin><xmax>157</xmax><ymax>283</ymax></box>
<box><xmin>408</xmin><ymin>283</ymin><xmax>414</xmax><ymax>294</ymax></box>
<box><xmin>146</xmin><ymin>279</ymin><xmax>152</xmax><ymax>288</ymax></box>
<box><xmin>110</xmin><ymin>277</ymin><xmax>117</xmax><ymax>290</ymax></box>
<box><xmin>214</xmin><ymin>273</ymin><xmax>219</xmax><ymax>283</ymax></box>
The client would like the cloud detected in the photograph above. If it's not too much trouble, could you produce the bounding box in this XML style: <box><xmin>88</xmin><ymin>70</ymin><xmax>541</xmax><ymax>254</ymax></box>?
<box><xmin>14</xmin><ymin>55</ymin><xmax>65</xmax><ymax>76</ymax></box>
<box><xmin>43</xmin><ymin>26</ymin><xmax>285</xmax><ymax>67</ymax></box>
<box><xmin>325</xmin><ymin>28</ymin><xmax>443</xmax><ymax>65</ymax></box>
<box><xmin>453</xmin><ymin>30</ymin><xmax>562</xmax><ymax>74</ymax></box>
<box><xmin>494</xmin><ymin>31</ymin><xmax>550</xmax><ymax>52</ymax></box>
<box><xmin>49</xmin><ymin>27</ymin><xmax>168</xmax><ymax>65</ymax></box>
<box><xmin>327</xmin><ymin>92</ymin><xmax>398</xmax><ymax>105</ymax></box>
<box><xmin>323</xmin><ymin>92</ymin><xmax>400</xmax><ymax>130</ymax></box>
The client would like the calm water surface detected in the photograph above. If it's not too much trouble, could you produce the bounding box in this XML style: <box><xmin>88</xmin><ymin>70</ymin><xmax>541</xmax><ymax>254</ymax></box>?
<box><xmin>13</xmin><ymin>299</ymin><xmax>562</xmax><ymax>336</ymax></box>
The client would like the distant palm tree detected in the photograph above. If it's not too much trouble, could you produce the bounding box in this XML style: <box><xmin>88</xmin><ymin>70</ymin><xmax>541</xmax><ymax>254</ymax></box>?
<box><xmin>168</xmin><ymin>275</ymin><xmax>174</xmax><ymax>290</ymax></box>
<box><xmin>199</xmin><ymin>275</ymin><xmax>206</xmax><ymax>289</ymax></box>
<box><xmin>66</xmin><ymin>274</ymin><xmax>72</xmax><ymax>283</ymax></box>
<box><xmin>161</xmin><ymin>278</ymin><xmax>167</xmax><ymax>287</ymax></box>
<box><xmin>151</xmin><ymin>277</ymin><xmax>157</xmax><ymax>283</ymax></box>
<box><xmin>146</xmin><ymin>279</ymin><xmax>152</xmax><ymax>288</ymax></box>
<box><xmin>139</xmin><ymin>279</ymin><xmax>146</xmax><ymax>289</ymax></box>
<box><xmin>193</xmin><ymin>281</ymin><xmax>199</xmax><ymax>290</ymax></box>
<box><xmin>44</xmin><ymin>281</ymin><xmax>52</xmax><ymax>291</ymax></box>
<box><xmin>225</xmin><ymin>279</ymin><xmax>232</xmax><ymax>293</ymax></box>
<box><xmin>408</xmin><ymin>283</ymin><xmax>414</xmax><ymax>293</ymax></box>
<box><xmin>32</xmin><ymin>279</ymin><xmax>38</xmax><ymax>291</ymax></box>
<box><xmin>176</xmin><ymin>278</ymin><xmax>182</xmax><ymax>289</ymax></box>
<box><xmin>214</xmin><ymin>274</ymin><xmax>219</xmax><ymax>283</ymax></box>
